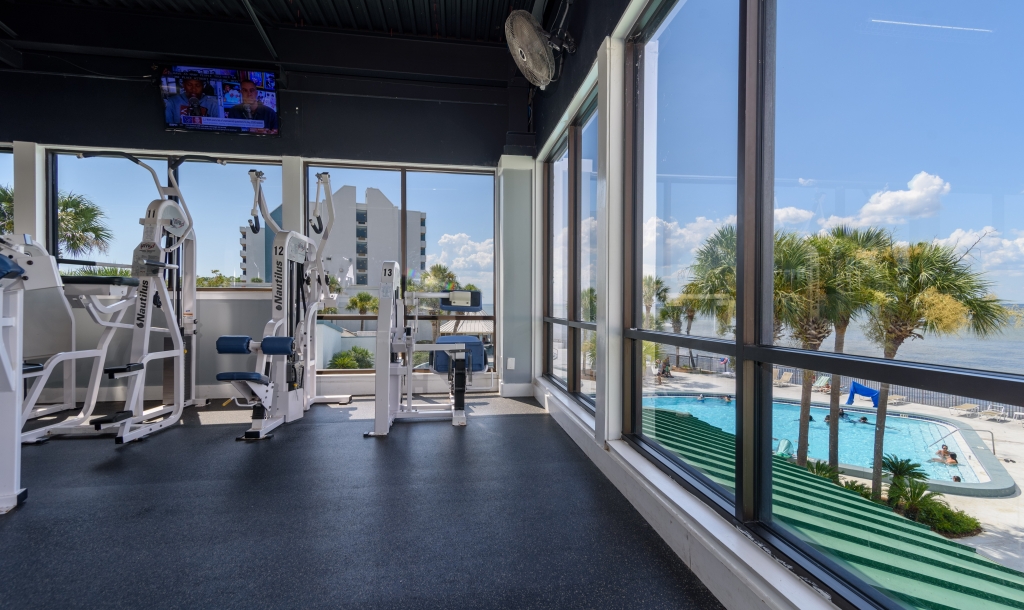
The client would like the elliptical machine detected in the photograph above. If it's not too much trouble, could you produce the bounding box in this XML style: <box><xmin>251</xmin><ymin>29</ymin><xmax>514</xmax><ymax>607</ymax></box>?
<box><xmin>215</xmin><ymin>170</ymin><xmax>350</xmax><ymax>440</ymax></box>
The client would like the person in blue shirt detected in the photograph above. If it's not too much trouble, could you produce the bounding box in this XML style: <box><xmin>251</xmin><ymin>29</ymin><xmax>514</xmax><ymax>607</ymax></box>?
<box><xmin>227</xmin><ymin>79</ymin><xmax>278</xmax><ymax>132</ymax></box>
<box><xmin>165</xmin><ymin>76</ymin><xmax>222</xmax><ymax>125</ymax></box>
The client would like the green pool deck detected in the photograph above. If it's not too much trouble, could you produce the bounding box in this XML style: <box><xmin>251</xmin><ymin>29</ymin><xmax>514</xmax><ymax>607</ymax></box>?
<box><xmin>642</xmin><ymin>407</ymin><xmax>1024</xmax><ymax>610</ymax></box>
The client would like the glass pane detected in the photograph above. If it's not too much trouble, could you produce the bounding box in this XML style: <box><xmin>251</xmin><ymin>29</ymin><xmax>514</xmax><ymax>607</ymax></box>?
<box><xmin>550</xmin><ymin>323</ymin><xmax>568</xmax><ymax>385</ymax></box>
<box><xmin>579</xmin><ymin>114</ymin><xmax>599</xmax><ymax>322</ymax></box>
<box><xmin>179</xmin><ymin>161</ymin><xmax>280</xmax><ymax>286</ymax></box>
<box><xmin>639</xmin><ymin>0</ymin><xmax>739</xmax><ymax>337</ymax></box>
<box><xmin>55</xmin><ymin>154</ymin><xmax>168</xmax><ymax>268</ymax></box>
<box><xmin>405</xmin><ymin>171</ymin><xmax>495</xmax><ymax>322</ymax></box>
<box><xmin>640</xmin><ymin>342</ymin><xmax>736</xmax><ymax>495</ymax></box>
<box><xmin>770</xmin><ymin>368</ymin><xmax>1024</xmax><ymax>607</ymax></box>
<box><xmin>306</xmin><ymin>165</ymin><xmax>401</xmax><ymax>318</ymax></box>
<box><xmin>317</xmin><ymin>318</ymin><xmax>378</xmax><ymax>370</ymax></box>
<box><xmin>551</xmin><ymin>148</ymin><xmax>569</xmax><ymax>319</ymax></box>
<box><xmin>772</xmin><ymin>1</ymin><xmax>1024</xmax><ymax>376</ymax></box>
<box><xmin>0</xmin><ymin>151</ymin><xmax>11</xmax><ymax>233</ymax></box>
<box><xmin>579</xmin><ymin>328</ymin><xmax>597</xmax><ymax>399</ymax></box>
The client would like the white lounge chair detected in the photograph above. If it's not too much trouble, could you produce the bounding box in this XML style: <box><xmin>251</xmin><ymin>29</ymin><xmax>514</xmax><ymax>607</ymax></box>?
<box><xmin>889</xmin><ymin>395</ymin><xmax>907</xmax><ymax>406</ymax></box>
<box><xmin>774</xmin><ymin>371</ymin><xmax>793</xmax><ymax>387</ymax></box>
<box><xmin>948</xmin><ymin>403</ymin><xmax>979</xmax><ymax>417</ymax></box>
<box><xmin>979</xmin><ymin>406</ymin><xmax>1007</xmax><ymax>422</ymax></box>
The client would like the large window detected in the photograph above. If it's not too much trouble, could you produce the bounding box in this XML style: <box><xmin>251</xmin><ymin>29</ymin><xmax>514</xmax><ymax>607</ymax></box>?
<box><xmin>620</xmin><ymin>0</ymin><xmax>1024</xmax><ymax>608</ymax></box>
<box><xmin>627</xmin><ymin>0</ymin><xmax>739</xmax><ymax>500</ymax></box>
<box><xmin>545</xmin><ymin>102</ymin><xmax>599</xmax><ymax>405</ymax></box>
<box><xmin>0</xmin><ymin>150</ymin><xmax>11</xmax><ymax>232</ymax></box>
<box><xmin>309</xmin><ymin>165</ymin><xmax>495</xmax><ymax>372</ymax></box>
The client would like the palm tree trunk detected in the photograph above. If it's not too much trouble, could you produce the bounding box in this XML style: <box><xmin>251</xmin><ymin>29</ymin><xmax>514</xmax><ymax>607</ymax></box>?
<box><xmin>871</xmin><ymin>348</ymin><xmax>897</xmax><ymax>500</ymax></box>
<box><xmin>685</xmin><ymin>315</ymin><xmax>695</xmax><ymax>369</ymax></box>
<box><xmin>796</xmin><ymin>367</ymin><xmax>815</xmax><ymax>466</ymax></box>
<box><xmin>828</xmin><ymin>322</ymin><xmax>848</xmax><ymax>468</ymax></box>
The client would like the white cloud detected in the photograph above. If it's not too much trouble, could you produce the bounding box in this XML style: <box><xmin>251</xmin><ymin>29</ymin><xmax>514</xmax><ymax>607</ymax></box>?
<box><xmin>819</xmin><ymin>171</ymin><xmax>950</xmax><ymax>229</ymax></box>
<box><xmin>798</xmin><ymin>178</ymin><xmax>816</xmax><ymax>186</ymax></box>
<box><xmin>427</xmin><ymin>233</ymin><xmax>494</xmax><ymax>271</ymax></box>
<box><xmin>774</xmin><ymin>206</ymin><xmax>815</xmax><ymax>226</ymax></box>
<box><xmin>641</xmin><ymin>215</ymin><xmax>736</xmax><ymax>282</ymax></box>
<box><xmin>933</xmin><ymin>227</ymin><xmax>1024</xmax><ymax>277</ymax></box>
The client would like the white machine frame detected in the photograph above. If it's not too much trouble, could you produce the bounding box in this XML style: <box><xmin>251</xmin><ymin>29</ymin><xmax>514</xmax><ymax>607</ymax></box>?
<box><xmin>0</xmin><ymin>244</ymin><xmax>26</xmax><ymax>512</ymax></box>
<box><xmin>217</xmin><ymin>170</ymin><xmax>350</xmax><ymax>440</ymax></box>
<box><xmin>366</xmin><ymin>261</ymin><xmax>482</xmax><ymax>437</ymax></box>
<box><xmin>23</xmin><ymin>153</ymin><xmax>202</xmax><ymax>444</ymax></box>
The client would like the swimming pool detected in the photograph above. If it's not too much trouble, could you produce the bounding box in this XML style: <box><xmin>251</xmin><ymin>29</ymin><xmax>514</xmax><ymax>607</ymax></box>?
<box><xmin>642</xmin><ymin>395</ymin><xmax>980</xmax><ymax>483</ymax></box>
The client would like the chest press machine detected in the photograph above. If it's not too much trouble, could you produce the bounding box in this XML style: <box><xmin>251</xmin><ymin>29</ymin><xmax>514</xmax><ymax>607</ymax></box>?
<box><xmin>215</xmin><ymin>170</ymin><xmax>351</xmax><ymax>441</ymax></box>
<box><xmin>365</xmin><ymin>261</ymin><xmax>487</xmax><ymax>437</ymax></box>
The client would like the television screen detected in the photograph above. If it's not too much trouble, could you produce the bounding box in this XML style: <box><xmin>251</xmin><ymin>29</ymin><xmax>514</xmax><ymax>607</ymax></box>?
<box><xmin>161</xmin><ymin>66</ymin><xmax>279</xmax><ymax>135</ymax></box>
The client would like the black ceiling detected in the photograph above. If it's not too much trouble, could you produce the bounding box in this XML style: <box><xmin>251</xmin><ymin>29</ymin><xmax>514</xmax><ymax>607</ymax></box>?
<box><xmin>40</xmin><ymin>0</ymin><xmax>534</xmax><ymax>43</ymax></box>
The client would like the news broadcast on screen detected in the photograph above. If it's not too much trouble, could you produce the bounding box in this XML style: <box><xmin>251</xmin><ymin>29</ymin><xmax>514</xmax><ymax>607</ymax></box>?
<box><xmin>161</xmin><ymin>66</ymin><xmax>279</xmax><ymax>135</ymax></box>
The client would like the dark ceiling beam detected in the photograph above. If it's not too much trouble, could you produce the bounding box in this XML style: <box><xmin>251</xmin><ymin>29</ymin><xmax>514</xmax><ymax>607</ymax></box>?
<box><xmin>1</xmin><ymin>2</ymin><xmax>511</xmax><ymax>85</ymax></box>
<box><xmin>240</xmin><ymin>0</ymin><xmax>279</xmax><ymax>60</ymax></box>
<box><xmin>0</xmin><ymin>38</ymin><xmax>23</xmax><ymax>68</ymax></box>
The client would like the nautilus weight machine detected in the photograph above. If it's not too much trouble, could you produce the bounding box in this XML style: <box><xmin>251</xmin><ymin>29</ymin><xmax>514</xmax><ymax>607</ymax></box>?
<box><xmin>215</xmin><ymin>170</ymin><xmax>350</xmax><ymax>440</ymax></box>
<box><xmin>0</xmin><ymin>251</ymin><xmax>26</xmax><ymax>512</ymax></box>
<box><xmin>365</xmin><ymin>260</ymin><xmax>487</xmax><ymax>437</ymax></box>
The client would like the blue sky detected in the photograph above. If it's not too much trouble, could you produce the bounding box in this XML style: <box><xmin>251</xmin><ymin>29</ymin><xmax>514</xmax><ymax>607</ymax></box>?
<box><xmin>646</xmin><ymin>0</ymin><xmax>1024</xmax><ymax>303</ymax></box>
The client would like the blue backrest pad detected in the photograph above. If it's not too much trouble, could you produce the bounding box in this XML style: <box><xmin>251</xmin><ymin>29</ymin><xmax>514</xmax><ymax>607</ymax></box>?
<box><xmin>261</xmin><ymin>336</ymin><xmax>295</xmax><ymax>355</ymax></box>
<box><xmin>216</xmin><ymin>335</ymin><xmax>252</xmax><ymax>354</ymax></box>
<box><xmin>0</xmin><ymin>256</ymin><xmax>24</xmax><ymax>280</ymax></box>
<box><xmin>432</xmin><ymin>335</ymin><xmax>487</xmax><ymax>373</ymax></box>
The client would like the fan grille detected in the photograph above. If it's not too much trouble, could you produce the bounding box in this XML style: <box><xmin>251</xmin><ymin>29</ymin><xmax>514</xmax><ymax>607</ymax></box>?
<box><xmin>505</xmin><ymin>10</ymin><xmax>555</xmax><ymax>88</ymax></box>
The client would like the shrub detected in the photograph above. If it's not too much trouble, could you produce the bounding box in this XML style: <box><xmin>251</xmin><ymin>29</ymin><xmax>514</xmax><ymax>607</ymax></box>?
<box><xmin>920</xmin><ymin>504</ymin><xmax>982</xmax><ymax>537</ymax></box>
<box><xmin>842</xmin><ymin>480</ymin><xmax>871</xmax><ymax>499</ymax></box>
<box><xmin>882</xmin><ymin>454</ymin><xmax>927</xmax><ymax>482</ymax></box>
<box><xmin>888</xmin><ymin>478</ymin><xmax>947</xmax><ymax>521</ymax></box>
<box><xmin>806</xmin><ymin>460</ymin><xmax>841</xmax><ymax>484</ymax></box>
<box><xmin>327</xmin><ymin>346</ymin><xmax>374</xmax><ymax>370</ymax></box>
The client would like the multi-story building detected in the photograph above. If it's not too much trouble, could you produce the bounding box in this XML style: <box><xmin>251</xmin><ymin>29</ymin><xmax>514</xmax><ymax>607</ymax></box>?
<box><xmin>239</xmin><ymin>186</ymin><xmax>426</xmax><ymax>292</ymax></box>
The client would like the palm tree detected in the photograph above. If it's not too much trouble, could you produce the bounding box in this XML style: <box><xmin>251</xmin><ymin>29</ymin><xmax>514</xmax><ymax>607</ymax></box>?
<box><xmin>818</xmin><ymin>226</ymin><xmax>892</xmax><ymax>469</ymax></box>
<box><xmin>686</xmin><ymin>225</ymin><xmax>737</xmax><ymax>335</ymax></box>
<box><xmin>774</xmin><ymin>232</ymin><xmax>831</xmax><ymax>466</ymax></box>
<box><xmin>658</xmin><ymin>299</ymin><xmax>685</xmax><ymax>367</ymax></box>
<box><xmin>641</xmin><ymin>275</ymin><xmax>669</xmax><ymax>329</ymax></box>
<box><xmin>346</xmin><ymin>291</ymin><xmax>380</xmax><ymax>331</ymax></box>
<box><xmin>865</xmin><ymin>242</ymin><xmax>1008</xmax><ymax>500</ymax></box>
<box><xmin>881</xmin><ymin>454</ymin><xmax>927</xmax><ymax>482</ymax></box>
<box><xmin>1</xmin><ymin>186</ymin><xmax>112</xmax><ymax>256</ymax></box>
<box><xmin>580</xmin><ymin>287</ymin><xmax>597</xmax><ymax>322</ymax></box>
<box><xmin>412</xmin><ymin>264</ymin><xmax>461</xmax><ymax>340</ymax></box>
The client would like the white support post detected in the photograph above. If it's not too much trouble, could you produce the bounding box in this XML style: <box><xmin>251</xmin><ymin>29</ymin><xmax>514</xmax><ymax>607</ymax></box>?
<box><xmin>595</xmin><ymin>37</ymin><xmax>626</xmax><ymax>446</ymax></box>
<box><xmin>281</xmin><ymin>156</ymin><xmax>305</xmax><ymax>233</ymax></box>
<box><xmin>13</xmin><ymin>142</ymin><xmax>46</xmax><ymax>243</ymax></box>
<box><xmin>496</xmin><ymin>155</ymin><xmax>535</xmax><ymax>397</ymax></box>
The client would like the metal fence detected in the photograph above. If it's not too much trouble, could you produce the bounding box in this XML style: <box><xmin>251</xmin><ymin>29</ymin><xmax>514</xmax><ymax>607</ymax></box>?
<box><xmin>770</xmin><ymin>365</ymin><xmax>1022</xmax><ymax>419</ymax></box>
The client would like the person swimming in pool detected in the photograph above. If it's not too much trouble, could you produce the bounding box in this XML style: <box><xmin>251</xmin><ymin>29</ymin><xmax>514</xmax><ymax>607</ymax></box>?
<box><xmin>946</xmin><ymin>452</ymin><xmax>959</xmax><ymax>465</ymax></box>
<box><xmin>858</xmin><ymin>416</ymin><xmax>869</xmax><ymax>424</ymax></box>
<box><xmin>697</xmin><ymin>394</ymin><xmax>705</xmax><ymax>402</ymax></box>
<box><xmin>936</xmin><ymin>445</ymin><xmax>950</xmax><ymax>459</ymax></box>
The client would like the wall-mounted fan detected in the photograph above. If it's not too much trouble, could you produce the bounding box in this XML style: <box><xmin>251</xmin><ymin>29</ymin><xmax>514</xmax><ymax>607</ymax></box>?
<box><xmin>505</xmin><ymin>1</ymin><xmax>576</xmax><ymax>90</ymax></box>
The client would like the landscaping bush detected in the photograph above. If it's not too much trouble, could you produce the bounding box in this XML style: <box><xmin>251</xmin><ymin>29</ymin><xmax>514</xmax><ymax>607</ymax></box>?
<box><xmin>841</xmin><ymin>479</ymin><xmax>871</xmax><ymax>499</ymax></box>
<box><xmin>328</xmin><ymin>346</ymin><xmax>373</xmax><ymax>370</ymax></box>
<box><xmin>919</xmin><ymin>504</ymin><xmax>983</xmax><ymax>537</ymax></box>
<box><xmin>806</xmin><ymin>460</ymin><xmax>841</xmax><ymax>484</ymax></box>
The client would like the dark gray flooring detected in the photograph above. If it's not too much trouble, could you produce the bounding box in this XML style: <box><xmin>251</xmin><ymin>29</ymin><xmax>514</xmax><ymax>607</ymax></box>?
<box><xmin>2</xmin><ymin>397</ymin><xmax>724</xmax><ymax>609</ymax></box>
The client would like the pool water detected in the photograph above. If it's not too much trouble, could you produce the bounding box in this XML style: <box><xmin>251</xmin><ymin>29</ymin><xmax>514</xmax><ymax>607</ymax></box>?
<box><xmin>642</xmin><ymin>395</ymin><xmax>979</xmax><ymax>483</ymax></box>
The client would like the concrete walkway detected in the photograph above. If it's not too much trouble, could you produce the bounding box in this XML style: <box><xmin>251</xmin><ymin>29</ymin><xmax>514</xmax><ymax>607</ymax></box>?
<box><xmin>642</xmin><ymin>368</ymin><xmax>1024</xmax><ymax>572</ymax></box>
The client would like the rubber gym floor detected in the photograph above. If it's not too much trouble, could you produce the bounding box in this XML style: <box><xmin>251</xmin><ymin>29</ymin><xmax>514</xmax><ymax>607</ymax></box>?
<box><xmin>1</xmin><ymin>395</ymin><xmax>723</xmax><ymax>609</ymax></box>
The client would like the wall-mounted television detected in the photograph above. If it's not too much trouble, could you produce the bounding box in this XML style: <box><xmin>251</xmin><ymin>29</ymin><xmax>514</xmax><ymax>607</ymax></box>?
<box><xmin>161</xmin><ymin>66</ymin><xmax>279</xmax><ymax>135</ymax></box>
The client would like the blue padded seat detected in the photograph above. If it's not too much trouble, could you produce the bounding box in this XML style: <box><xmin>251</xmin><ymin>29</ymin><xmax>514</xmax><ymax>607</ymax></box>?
<box><xmin>216</xmin><ymin>371</ymin><xmax>270</xmax><ymax>385</ymax></box>
<box><xmin>431</xmin><ymin>335</ymin><xmax>487</xmax><ymax>373</ymax></box>
<box><xmin>217</xmin><ymin>335</ymin><xmax>252</xmax><ymax>354</ymax></box>
<box><xmin>439</xmin><ymin>290</ymin><xmax>483</xmax><ymax>313</ymax></box>
<box><xmin>261</xmin><ymin>336</ymin><xmax>294</xmax><ymax>355</ymax></box>
<box><xmin>0</xmin><ymin>257</ymin><xmax>24</xmax><ymax>280</ymax></box>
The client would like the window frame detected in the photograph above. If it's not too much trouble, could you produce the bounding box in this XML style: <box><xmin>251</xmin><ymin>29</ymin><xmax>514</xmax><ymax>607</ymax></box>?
<box><xmin>544</xmin><ymin>96</ymin><xmax>600</xmax><ymax>409</ymax></box>
<box><xmin>617</xmin><ymin>0</ymin><xmax>1024</xmax><ymax>607</ymax></box>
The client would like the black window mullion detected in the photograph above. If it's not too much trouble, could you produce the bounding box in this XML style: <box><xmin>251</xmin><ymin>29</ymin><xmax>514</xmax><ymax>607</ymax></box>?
<box><xmin>567</xmin><ymin>124</ymin><xmax>581</xmax><ymax>394</ymax></box>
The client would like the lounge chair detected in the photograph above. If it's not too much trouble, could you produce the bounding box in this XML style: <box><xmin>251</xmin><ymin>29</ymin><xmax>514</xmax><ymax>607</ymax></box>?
<box><xmin>979</xmin><ymin>406</ymin><xmax>1007</xmax><ymax>422</ymax></box>
<box><xmin>889</xmin><ymin>395</ymin><xmax>907</xmax><ymax>405</ymax></box>
<box><xmin>811</xmin><ymin>375</ymin><xmax>831</xmax><ymax>393</ymax></box>
<box><xmin>948</xmin><ymin>403</ymin><xmax>979</xmax><ymax>417</ymax></box>
<box><xmin>774</xmin><ymin>371</ymin><xmax>793</xmax><ymax>387</ymax></box>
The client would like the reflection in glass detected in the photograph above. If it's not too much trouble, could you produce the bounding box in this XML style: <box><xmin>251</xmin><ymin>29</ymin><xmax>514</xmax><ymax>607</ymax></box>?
<box><xmin>639</xmin><ymin>0</ymin><xmax>738</xmax><ymax>336</ymax></box>
<box><xmin>772</xmin><ymin>1</ymin><xmax>1024</xmax><ymax>377</ymax></box>
<box><xmin>640</xmin><ymin>342</ymin><xmax>736</xmax><ymax>494</ymax></box>
<box><xmin>550</xmin><ymin>323</ymin><xmax>569</xmax><ymax>385</ymax></box>
<box><xmin>580</xmin><ymin>114</ymin><xmax>599</xmax><ymax>322</ymax></box>
<box><xmin>579</xmin><ymin>329</ymin><xmax>597</xmax><ymax>398</ymax></box>
<box><xmin>769</xmin><ymin>368</ymin><xmax>1021</xmax><ymax>608</ymax></box>
<box><xmin>551</xmin><ymin>149</ymin><xmax>570</xmax><ymax>319</ymax></box>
